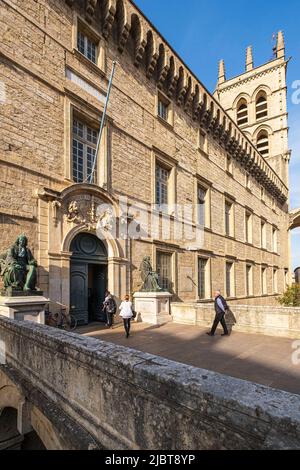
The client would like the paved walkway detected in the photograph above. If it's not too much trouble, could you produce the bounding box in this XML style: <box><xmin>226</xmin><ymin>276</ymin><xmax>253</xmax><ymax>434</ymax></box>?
<box><xmin>78</xmin><ymin>321</ymin><xmax>300</xmax><ymax>395</ymax></box>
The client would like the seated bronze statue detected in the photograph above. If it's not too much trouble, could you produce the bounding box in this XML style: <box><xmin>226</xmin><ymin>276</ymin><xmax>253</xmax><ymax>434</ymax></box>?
<box><xmin>0</xmin><ymin>235</ymin><xmax>37</xmax><ymax>292</ymax></box>
<box><xmin>139</xmin><ymin>256</ymin><xmax>162</xmax><ymax>292</ymax></box>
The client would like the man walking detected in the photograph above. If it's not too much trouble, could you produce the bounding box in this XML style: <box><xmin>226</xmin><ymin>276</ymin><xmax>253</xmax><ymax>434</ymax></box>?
<box><xmin>207</xmin><ymin>290</ymin><xmax>229</xmax><ymax>337</ymax></box>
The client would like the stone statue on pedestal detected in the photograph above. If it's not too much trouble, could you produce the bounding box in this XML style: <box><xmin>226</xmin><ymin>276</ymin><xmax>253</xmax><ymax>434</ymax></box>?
<box><xmin>0</xmin><ymin>235</ymin><xmax>38</xmax><ymax>294</ymax></box>
<box><xmin>139</xmin><ymin>256</ymin><xmax>162</xmax><ymax>292</ymax></box>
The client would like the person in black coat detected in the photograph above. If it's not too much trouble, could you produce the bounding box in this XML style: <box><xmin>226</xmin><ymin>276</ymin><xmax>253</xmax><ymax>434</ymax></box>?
<box><xmin>207</xmin><ymin>290</ymin><xmax>229</xmax><ymax>337</ymax></box>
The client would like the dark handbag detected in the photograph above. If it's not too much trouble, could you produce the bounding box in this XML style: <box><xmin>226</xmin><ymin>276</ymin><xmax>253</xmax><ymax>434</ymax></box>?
<box><xmin>132</xmin><ymin>309</ymin><xmax>137</xmax><ymax>319</ymax></box>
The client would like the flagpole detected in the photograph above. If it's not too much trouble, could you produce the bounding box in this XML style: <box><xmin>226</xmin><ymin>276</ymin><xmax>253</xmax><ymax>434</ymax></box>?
<box><xmin>88</xmin><ymin>61</ymin><xmax>117</xmax><ymax>184</ymax></box>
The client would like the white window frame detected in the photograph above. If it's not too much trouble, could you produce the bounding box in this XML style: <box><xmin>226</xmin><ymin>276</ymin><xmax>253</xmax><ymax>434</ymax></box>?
<box><xmin>152</xmin><ymin>152</ymin><xmax>177</xmax><ymax>215</ymax></box>
<box><xmin>72</xmin><ymin>15</ymin><xmax>105</xmax><ymax>71</ymax></box>
<box><xmin>72</xmin><ymin>116</ymin><xmax>99</xmax><ymax>184</ymax></box>
<box><xmin>156</xmin><ymin>91</ymin><xmax>173</xmax><ymax>126</ymax></box>
<box><xmin>77</xmin><ymin>29</ymin><xmax>97</xmax><ymax>64</ymax></box>
<box><xmin>155</xmin><ymin>163</ymin><xmax>170</xmax><ymax>208</ymax></box>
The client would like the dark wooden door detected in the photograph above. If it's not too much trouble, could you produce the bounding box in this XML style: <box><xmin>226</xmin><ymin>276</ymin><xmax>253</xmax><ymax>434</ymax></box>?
<box><xmin>90</xmin><ymin>265</ymin><xmax>107</xmax><ymax>322</ymax></box>
<box><xmin>70</xmin><ymin>233</ymin><xmax>108</xmax><ymax>325</ymax></box>
<box><xmin>70</xmin><ymin>263</ymin><xmax>89</xmax><ymax>325</ymax></box>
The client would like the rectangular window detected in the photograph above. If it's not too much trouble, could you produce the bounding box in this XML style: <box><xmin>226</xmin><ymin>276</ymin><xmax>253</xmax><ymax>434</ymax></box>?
<box><xmin>226</xmin><ymin>262</ymin><xmax>234</xmax><ymax>298</ymax></box>
<box><xmin>226</xmin><ymin>155</ymin><xmax>233</xmax><ymax>174</ymax></box>
<box><xmin>155</xmin><ymin>164</ymin><xmax>170</xmax><ymax>207</ymax></box>
<box><xmin>245</xmin><ymin>172</ymin><xmax>251</xmax><ymax>190</ymax></box>
<box><xmin>72</xmin><ymin>117</ymin><xmax>98</xmax><ymax>183</ymax></box>
<box><xmin>198</xmin><ymin>258</ymin><xmax>208</xmax><ymax>299</ymax></box>
<box><xmin>199</xmin><ymin>130</ymin><xmax>207</xmax><ymax>153</ymax></box>
<box><xmin>197</xmin><ymin>186</ymin><xmax>207</xmax><ymax>227</ymax></box>
<box><xmin>272</xmin><ymin>228</ymin><xmax>278</xmax><ymax>253</ymax></box>
<box><xmin>272</xmin><ymin>197</ymin><xmax>276</xmax><ymax>210</ymax></box>
<box><xmin>262</xmin><ymin>267</ymin><xmax>267</xmax><ymax>295</ymax></box>
<box><xmin>245</xmin><ymin>211</ymin><xmax>252</xmax><ymax>244</ymax></box>
<box><xmin>261</xmin><ymin>221</ymin><xmax>267</xmax><ymax>249</ymax></box>
<box><xmin>158</xmin><ymin>99</ymin><xmax>168</xmax><ymax>121</ymax></box>
<box><xmin>157</xmin><ymin>252</ymin><xmax>172</xmax><ymax>291</ymax></box>
<box><xmin>261</xmin><ymin>186</ymin><xmax>265</xmax><ymax>201</ymax></box>
<box><xmin>246</xmin><ymin>264</ymin><xmax>253</xmax><ymax>296</ymax></box>
<box><xmin>77</xmin><ymin>29</ymin><xmax>97</xmax><ymax>64</ymax></box>
<box><xmin>285</xmin><ymin>269</ymin><xmax>289</xmax><ymax>287</ymax></box>
<box><xmin>225</xmin><ymin>200</ymin><xmax>234</xmax><ymax>237</ymax></box>
<box><xmin>273</xmin><ymin>269</ymin><xmax>278</xmax><ymax>294</ymax></box>
<box><xmin>157</xmin><ymin>93</ymin><xmax>170</xmax><ymax>122</ymax></box>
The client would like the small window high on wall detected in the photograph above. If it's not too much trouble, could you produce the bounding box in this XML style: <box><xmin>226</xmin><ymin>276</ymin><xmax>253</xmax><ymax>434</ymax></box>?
<box><xmin>256</xmin><ymin>93</ymin><xmax>268</xmax><ymax>120</ymax></box>
<box><xmin>237</xmin><ymin>99</ymin><xmax>248</xmax><ymax>126</ymax></box>
<box><xmin>77</xmin><ymin>28</ymin><xmax>97</xmax><ymax>64</ymax></box>
<box><xmin>257</xmin><ymin>130</ymin><xmax>269</xmax><ymax>157</ymax></box>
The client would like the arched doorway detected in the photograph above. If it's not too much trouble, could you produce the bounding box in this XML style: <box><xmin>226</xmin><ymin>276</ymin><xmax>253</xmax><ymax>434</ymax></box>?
<box><xmin>0</xmin><ymin>407</ymin><xmax>46</xmax><ymax>450</ymax></box>
<box><xmin>70</xmin><ymin>233</ymin><xmax>108</xmax><ymax>325</ymax></box>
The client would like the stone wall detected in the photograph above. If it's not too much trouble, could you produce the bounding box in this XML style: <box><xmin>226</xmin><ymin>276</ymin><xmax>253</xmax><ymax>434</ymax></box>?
<box><xmin>171</xmin><ymin>302</ymin><xmax>300</xmax><ymax>339</ymax></box>
<box><xmin>1</xmin><ymin>315</ymin><xmax>300</xmax><ymax>449</ymax></box>
<box><xmin>0</xmin><ymin>0</ymin><xmax>291</xmax><ymax>306</ymax></box>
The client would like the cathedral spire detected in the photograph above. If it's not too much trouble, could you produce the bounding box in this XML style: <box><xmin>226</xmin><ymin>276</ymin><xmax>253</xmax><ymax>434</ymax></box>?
<box><xmin>218</xmin><ymin>59</ymin><xmax>226</xmax><ymax>85</ymax></box>
<box><xmin>246</xmin><ymin>46</ymin><xmax>254</xmax><ymax>71</ymax></box>
<box><xmin>277</xmin><ymin>31</ymin><xmax>285</xmax><ymax>59</ymax></box>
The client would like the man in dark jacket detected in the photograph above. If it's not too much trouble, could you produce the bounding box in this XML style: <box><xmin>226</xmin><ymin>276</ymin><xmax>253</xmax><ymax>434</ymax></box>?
<box><xmin>103</xmin><ymin>290</ymin><xmax>117</xmax><ymax>328</ymax></box>
<box><xmin>207</xmin><ymin>290</ymin><xmax>229</xmax><ymax>337</ymax></box>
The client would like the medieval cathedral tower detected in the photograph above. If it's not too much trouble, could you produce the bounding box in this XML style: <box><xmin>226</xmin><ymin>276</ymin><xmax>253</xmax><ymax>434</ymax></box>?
<box><xmin>214</xmin><ymin>32</ymin><xmax>290</xmax><ymax>186</ymax></box>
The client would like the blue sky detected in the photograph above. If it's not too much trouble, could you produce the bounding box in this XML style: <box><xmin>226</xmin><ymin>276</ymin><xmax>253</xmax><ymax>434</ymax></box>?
<box><xmin>135</xmin><ymin>0</ymin><xmax>300</xmax><ymax>269</ymax></box>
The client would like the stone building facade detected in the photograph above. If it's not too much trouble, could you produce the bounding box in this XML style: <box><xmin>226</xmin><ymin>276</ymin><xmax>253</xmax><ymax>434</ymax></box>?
<box><xmin>0</xmin><ymin>0</ymin><xmax>291</xmax><ymax>323</ymax></box>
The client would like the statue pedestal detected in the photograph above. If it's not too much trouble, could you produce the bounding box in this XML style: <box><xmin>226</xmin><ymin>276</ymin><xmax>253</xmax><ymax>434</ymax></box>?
<box><xmin>0</xmin><ymin>295</ymin><xmax>49</xmax><ymax>324</ymax></box>
<box><xmin>133</xmin><ymin>292</ymin><xmax>173</xmax><ymax>325</ymax></box>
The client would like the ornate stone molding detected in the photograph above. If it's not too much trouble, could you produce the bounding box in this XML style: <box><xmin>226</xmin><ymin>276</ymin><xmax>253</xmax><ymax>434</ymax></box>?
<box><xmin>85</xmin><ymin>0</ymin><xmax>98</xmax><ymax>24</ymax></box>
<box><xmin>65</xmin><ymin>195</ymin><xmax>115</xmax><ymax>232</ymax></box>
<box><xmin>102</xmin><ymin>0</ymin><xmax>116</xmax><ymax>38</ymax></box>
<box><xmin>218</xmin><ymin>63</ymin><xmax>286</xmax><ymax>94</ymax></box>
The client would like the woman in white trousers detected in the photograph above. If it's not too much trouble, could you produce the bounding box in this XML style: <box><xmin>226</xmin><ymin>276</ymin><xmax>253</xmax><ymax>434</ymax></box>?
<box><xmin>119</xmin><ymin>295</ymin><xmax>133</xmax><ymax>338</ymax></box>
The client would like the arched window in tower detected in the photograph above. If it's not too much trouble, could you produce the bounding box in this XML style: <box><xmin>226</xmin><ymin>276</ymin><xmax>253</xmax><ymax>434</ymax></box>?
<box><xmin>237</xmin><ymin>99</ymin><xmax>248</xmax><ymax>126</ymax></box>
<box><xmin>256</xmin><ymin>93</ymin><xmax>268</xmax><ymax>120</ymax></box>
<box><xmin>256</xmin><ymin>130</ymin><xmax>269</xmax><ymax>157</ymax></box>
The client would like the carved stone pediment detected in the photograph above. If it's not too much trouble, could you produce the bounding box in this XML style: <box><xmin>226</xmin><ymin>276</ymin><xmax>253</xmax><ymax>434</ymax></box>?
<box><xmin>65</xmin><ymin>194</ymin><xmax>115</xmax><ymax>232</ymax></box>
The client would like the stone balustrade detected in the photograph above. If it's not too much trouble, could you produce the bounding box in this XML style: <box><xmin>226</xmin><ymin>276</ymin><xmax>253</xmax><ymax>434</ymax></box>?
<box><xmin>1</xmin><ymin>315</ymin><xmax>300</xmax><ymax>449</ymax></box>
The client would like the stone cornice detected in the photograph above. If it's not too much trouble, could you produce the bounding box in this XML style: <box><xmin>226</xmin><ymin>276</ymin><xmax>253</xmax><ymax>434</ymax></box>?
<box><xmin>64</xmin><ymin>0</ymin><xmax>288</xmax><ymax>204</ymax></box>
<box><xmin>217</xmin><ymin>61</ymin><xmax>287</xmax><ymax>94</ymax></box>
